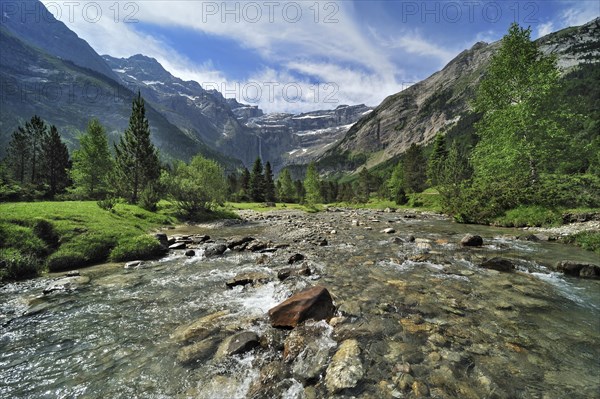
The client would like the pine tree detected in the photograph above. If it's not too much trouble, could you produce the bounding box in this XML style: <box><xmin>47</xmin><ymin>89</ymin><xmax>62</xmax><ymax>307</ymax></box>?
<box><xmin>26</xmin><ymin>115</ymin><xmax>47</xmax><ymax>185</ymax></box>
<box><xmin>304</xmin><ymin>162</ymin><xmax>322</xmax><ymax>205</ymax></box>
<box><xmin>356</xmin><ymin>167</ymin><xmax>371</xmax><ymax>203</ymax></box>
<box><xmin>438</xmin><ymin>141</ymin><xmax>472</xmax><ymax>214</ymax></box>
<box><xmin>6</xmin><ymin>126</ymin><xmax>30</xmax><ymax>184</ymax></box>
<box><xmin>71</xmin><ymin>118</ymin><xmax>113</xmax><ymax>198</ymax></box>
<box><xmin>114</xmin><ymin>92</ymin><xmax>161</xmax><ymax>203</ymax></box>
<box><xmin>249</xmin><ymin>158</ymin><xmax>265</xmax><ymax>202</ymax></box>
<box><xmin>403</xmin><ymin>143</ymin><xmax>427</xmax><ymax>193</ymax></box>
<box><xmin>263</xmin><ymin>161</ymin><xmax>276</xmax><ymax>202</ymax></box>
<box><xmin>277</xmin><ymin>168</ymin><xmax>296</xmax><ymax>203</ymax></box>
<box><xmin>40</xmin><ymin>125</ymin><xmax>71</xmax><ymax>196</ymax></box>
<box><xmin>427</xmin><ymin>133</ymin><xmax>448</xmax><ymax>186</ymax></box>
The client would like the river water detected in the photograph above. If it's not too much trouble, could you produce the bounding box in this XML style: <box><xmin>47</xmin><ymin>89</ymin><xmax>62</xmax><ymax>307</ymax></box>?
<box><xmin>1</xmin><ymin>209</ymin><xmax>598</xmax><ymax>398</ymax></box>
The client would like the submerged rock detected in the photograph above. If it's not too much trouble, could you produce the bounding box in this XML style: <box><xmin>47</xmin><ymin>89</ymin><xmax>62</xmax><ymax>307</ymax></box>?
<box><xmin>226</xmin><ymin>272</ymin><xmax>270</xmax><ymax>288</ymax></box>
<box><xmin>226</xmin><ymin>331</ymin><xmax>260</xmax><ymax>355</ymax></box>
<box><xmin>461</xmin><ymin>234</ymin><xmax>483</xmax><ymax>247</ymax></box>
<box><xmin>481</xmin><ymin>257</ymin><xmax>514</xmax><ymax>272</ymax></box>
<box><xmin>204</xmin><ymin>244</ymin><xmax>227</xmax><ymax>257</ymax></box>
<box><xmin>268</xmin><ymin>286</ymin><xmax>336</xmax><ymax>328</ymax></box>
<box><xmin>277</xmin><ymin>265</ymin><xmax>311</xmax><ymax>281</ymax></box>
<box><xmin>324</xmin><ymin>339</ymin><xmax>364</xmax><ymax>393</ymax></box>
<box><xmin>177</xmin><ymin>337</ymin><xmax>219</xmax><ymax>364</ymax></box>
<box><xmin>171</xmin><ymin>310</ymin><xmax>230</xmax><ymax>344</ymax></box>
<box><xmin>43</xmin><ymin>276</ymin><xmax>90</xmax><ymax>295</ymax></box>
<box><xmin>556</xmin><ymin>261</ymin><xmax>600</xmax><ymax>279</ymax></box>
<box><xmin>288</xmin><ymin>253</ymin><xmax>305</xmax><ymax>264</ymax></box>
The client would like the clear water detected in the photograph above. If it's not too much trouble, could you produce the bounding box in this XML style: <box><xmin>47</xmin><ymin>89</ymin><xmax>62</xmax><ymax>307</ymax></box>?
<box><xmin>1</xmin><ymin>212</ymin><xmax>598</xmax><ymax>398</ymax></box>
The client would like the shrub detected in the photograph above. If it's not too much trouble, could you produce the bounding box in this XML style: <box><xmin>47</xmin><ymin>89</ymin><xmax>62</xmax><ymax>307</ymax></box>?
<box><xmin>109</xmin><ymin>235</ymin><xmax>165</xmax><ymax>262</ymax></box>
<box><xmin>493</xmin><ymin>206</ymin><xmax>562</xmax><ymax>227</ymax></box>
<box><xmin>97</xmin><ymin>197</ymin><xmax>117</xmax><ymax>212</ymax></box>
<box><xmin>47</xmin><ymin>249</ymin><xmax>87</xmax><ymax>272</ymax></box>
<box><xmin>563</xmin><ymin>231</ymin><xmax>600</xmax><ymax>254</ymax></box>
<box><xmin>0</xmin><ymin>249</ymin><xmax>41</xmax><ymax>280</ymax></box>
<box><xmin>139</xmin><ymin>184</ymin><xmax>162</xmax><ymax>212</ymax></box>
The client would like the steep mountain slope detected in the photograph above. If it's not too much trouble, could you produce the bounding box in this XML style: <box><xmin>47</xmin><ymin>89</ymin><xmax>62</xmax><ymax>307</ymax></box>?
<box><xmin>1</xmin><ymin>0</ymin><xmax>117</xmax><ymax>80</ymax></box>
<box><xmin>0</xmin><ymin>26</ymin><xmax>224</xmax><ymax>164</ymax></box>
<box><xmin>102</xmin><ymin>55</ymin><xmax>260</xmax><ymax>165</ymax></box>
<box><xmin>321</xmin><ymin>18</ymin><xmax>600</xmax><ymax>172</ymax></box>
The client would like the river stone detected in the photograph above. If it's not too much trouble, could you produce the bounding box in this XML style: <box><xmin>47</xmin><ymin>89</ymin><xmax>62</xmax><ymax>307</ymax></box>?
<box><xmin>204</xmin><ymin>243</ymin><xmax>227</xmax><ymax>257</ymax></box>
<box><xmin>412</xmin><ymin>380</ymin><xmax>430</xmax><ymax>397</ymax></box>
<box><xmin>169</xmin><ymin>242</ymin><xmax>187</xmax><ymax>250</ymax></box>
<box><xmin>226</xmin><ymin>331</ymin><xmax>260</xmax><ymax>355</ymax></box>
<box><xmin>185</xmin><ymin>250</ymin><xmax>195</xmax><ymax>257</ymax></box>
<box><xmin>556</xmin><ymin>261</ymin><xmax>600</xmax><ymax>278</ymax></box>
<box><xmin>43</xmin><ymin>276</ymin><xmax>90</xmax><ymax>295</ymax></box>
<box><xmin>278</xmin><ymin>265</ymin><xmax>311</xmax><ymax>281</ymax></box>
<box><xmin>324</xmin><ymin>339</ymin><xmax>364</xmax><ymax>393</ymax></box>
<box><xmin>227</xmin><ymin>236</ymin><xmax>255</xmax><ymax>250</ymax></box>
<box><xmin>171</xmin><ymin>310</ymin><xmax>230</xmax><ymax>343</ymax></box>
<box><xmin>381</xmin><ymin>228</ymin><xmax>396</xmax><ymax>234</ymax></box>
<box><xmin>155</xmin><ymin>233</ymin><xmax>169</xmax><ymax>249</ymax></box>
<box><xmin>268</xmin><ymin>286</ymin><xmax>336</xmax><ymax>328</ymax></box>
<box><xmin>177</xmin><ymin>337</ymin><xmax>219</xmax><ymax>364</ymax></box>
<box><xmin>461</xmin><ymin>234</ymin><xmax>483</xmax><ymax>247</ymax></box>
<box><xmin>226</xmin><ymin>272</ymin><xmax>270</xmax><ymax>288</ymax></box>
<box><xmin>124</xmin><ymin>260</ymin><xmax>144</xmax><ymax>269</ymax></box>
<box><xmin>481</xmin><ymin>258</ymin><xmax>514</xmax><ymax>272</ymax></box>
<box><xmin>288</xmin><ymin>253</ymin><xmax>305</xmax><ymax>264</ymax></box>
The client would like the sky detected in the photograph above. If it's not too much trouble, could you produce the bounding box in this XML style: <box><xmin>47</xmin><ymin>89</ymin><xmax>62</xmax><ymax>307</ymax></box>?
<box><xmin>39</xmin><ymin>0</ymin><xmax>599</xmax><ymax>113</ymax></box>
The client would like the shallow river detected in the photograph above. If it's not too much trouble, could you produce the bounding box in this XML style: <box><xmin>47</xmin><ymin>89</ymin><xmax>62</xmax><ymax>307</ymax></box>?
<box><xmin>1</xmin><ymin>209</ymin><xmax>598</xmax><ymax>398</ymax></box>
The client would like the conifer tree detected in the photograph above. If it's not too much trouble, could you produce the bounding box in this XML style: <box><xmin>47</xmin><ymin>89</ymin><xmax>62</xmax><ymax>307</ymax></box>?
<box><xmin>403</xmin><ymin>143</ymin><xmax>427</xmax><ymax>193</ymax></box>
<box><xmin>40</xmin><ymin>125</ymin><xmax>71</xmax><ymax>196</ymax></box>
<box><xmin>264</xmin><ymin>161</ymin><xmax>276</xmax><ymax>202</ymax></box>
<box><xmin>427</xmin><ymin>133</ymin><xmax>448</xmax><ymax>186</ymax></box>
<box><xmin>249</xmin><ymin>158</ymin><xmax>265</xmax><ymax>202</ymax></box>
<box><xmin>6</xmin><ymin>126</ymin><xmax>30</xmax><ymax>184</ymax></box>
<box><xmin>71</xmin><ymin>119</ymin><xmax>113</xmax><ymax>198</ymax></box>
<box><xmin>114</xmin><ymin>92</ymin><xmax>161</xmax><ymax>203</ymax></box>
<box><xmin>277</xmin><ymin>168</ymin><xmax>296</xmax><ymax>203</ymax></box>
<box><xmin>304</xmin><ymin>162</ymin><xmax>322</xmax><ymax>205</ymax></box>
<box><xmin>26</xmin><ymin>115</ymin><xmax>47</xmax><ymax>185</ymax></box>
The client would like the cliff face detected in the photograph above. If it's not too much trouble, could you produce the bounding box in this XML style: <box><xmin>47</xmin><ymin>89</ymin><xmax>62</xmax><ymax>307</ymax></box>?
<box><xmin>322</xmin><ymin>18</ymin><xmax>600</xmax><ymax>172</ymax></box>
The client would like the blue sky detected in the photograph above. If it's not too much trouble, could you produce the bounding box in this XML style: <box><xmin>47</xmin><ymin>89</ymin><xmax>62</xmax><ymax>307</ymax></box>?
<box><xmin>42</xmin><ymin>0</ymin><xmax>599</xmax><ymax>113</ymax></box>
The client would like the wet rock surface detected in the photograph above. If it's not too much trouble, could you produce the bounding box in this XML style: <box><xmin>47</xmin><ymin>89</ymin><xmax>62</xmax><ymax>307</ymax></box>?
<box><xmin>268</xmin><ymin>285</ymin><xmax>336</xmax><ymax>328</ymax></box>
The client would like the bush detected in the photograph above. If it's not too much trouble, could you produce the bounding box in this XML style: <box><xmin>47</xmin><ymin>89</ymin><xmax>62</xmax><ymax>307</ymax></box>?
<box><xmin>97</xmin><ymin>197</ymin><xmax>117</xmax><ymax>212</ymax></box>
<box><xmin>109</xmin><ymin>235</ymin><xmax>165</xmax><ymax>262</ymax></box>
<box><xmin>494</xmin><ymin>206</ymin><xmax>563</xmax><ymax>227</ymax></box>
<box><xmin>0</xmin><ymin>249</ymin><xmax>41</xmax><ymax>280</ymax></box>
<box><xmin>563</xmin><ymin>231</ymin><xmax>600</xmax><ymax>254</ymax></box>
<box><xmin>47</xmin><ymin>249</ymin><xmax>87</xmax><ymax>272</ymax></box>
<box><xmin>139</xmin><ymin>184</ymin><xmax>162</xmax><ymax>212</ymax></box>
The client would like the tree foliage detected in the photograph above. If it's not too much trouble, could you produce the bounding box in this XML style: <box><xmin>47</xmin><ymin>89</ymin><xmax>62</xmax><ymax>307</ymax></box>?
<box><xmin>165</xmin><ymin>155</ymin><xmax>226</xmax><ymax>219</ymax></box>
<box><xmin>403</xmin><ymin>143</ymin><xmax>427</xmax><ymax>193</ymax></box>
<box><xmin>71</xmin><ymin>118</ymin><xmax>113</xmax><ymax>198</ymax></box>
<box><xmin>40</xmin><ymin>125</ymin><xmax>71</xmax><ymax>196</ymax></box>
<box><xmin>114</xmin><ymin>92</ymin><xmax>161</xmax><ymax>204</ymax></box>
<box><xmin>303</xmin><ymin>162</ymin><xmax>322</xmax><ymax>204</ymax></box>
<box><xmin>249</xmin><ymin>158</ymin><xmax>265</xmax><ymax>202</ymax></box>
<box><xmin>277</xmin><ymin>168</ymin><xmax>296</xmax><ymax>203</ymax></box>
<box><xmin>263</xmin><ymin>161</ymin><xmax>276</xmax><ymax>202</ymax></box>
<box><xmin>427</xmin><ymin>133</ymin><xmax>448</xmax><ymax>186</ymax></box>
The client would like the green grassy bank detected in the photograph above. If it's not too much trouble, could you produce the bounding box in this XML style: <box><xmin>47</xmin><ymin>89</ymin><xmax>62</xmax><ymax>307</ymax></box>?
<box><xmin>0</xmin><ymin>201</ymin><xmax>174</xmax><ymax>281</ymax></box>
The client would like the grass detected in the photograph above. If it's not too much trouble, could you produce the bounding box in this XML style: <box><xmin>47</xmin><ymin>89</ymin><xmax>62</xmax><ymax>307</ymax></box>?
<box><xmin>0</xmin><ymin>201</ymin><xmax>174</xmax><ymax>280</ymax></box>
<box><xmin>493</xmin><ymin>205</ymin><xmax>564</xmax><ymax>227</ymax></box>
<box><xmin>563</xmin><ymin>231</ymin><xmax>600</xmax><ymax>255</ymax></box>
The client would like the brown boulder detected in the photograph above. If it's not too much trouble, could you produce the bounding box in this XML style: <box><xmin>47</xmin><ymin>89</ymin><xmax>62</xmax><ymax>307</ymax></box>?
<box><xmin>268</xmin><ymin>286</ymin><xmax>336</xmax><ymax>328</ymax></box>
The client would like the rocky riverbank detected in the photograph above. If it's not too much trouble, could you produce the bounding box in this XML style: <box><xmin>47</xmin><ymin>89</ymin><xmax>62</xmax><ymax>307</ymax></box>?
<box><xmin>2</xmin><ymin>207</ymin><xmax>598</xmax><ymax>398</ymax></box>
<box><xmin>158</xmin><ymin>208</ymin><xmax>599</xmax><ymax>398</ymax></box>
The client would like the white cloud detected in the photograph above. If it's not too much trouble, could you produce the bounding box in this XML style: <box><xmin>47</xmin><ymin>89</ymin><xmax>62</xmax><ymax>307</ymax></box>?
<box><xmin>536</xmin><ymin>21</ymin><xmax>555</xmax><ymax>38</ymax></box>
<box><xmin>559</xmin><ymin>1</ymin><xmax>600</xmax><ymax>27</ymax></box>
